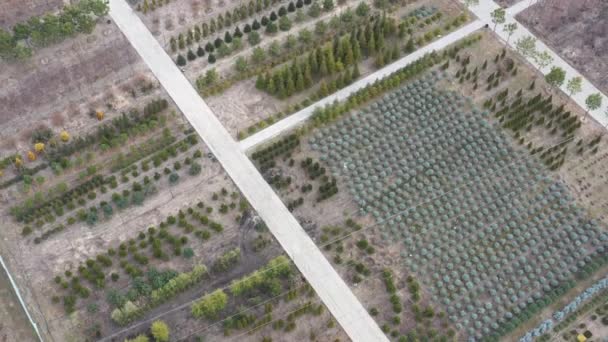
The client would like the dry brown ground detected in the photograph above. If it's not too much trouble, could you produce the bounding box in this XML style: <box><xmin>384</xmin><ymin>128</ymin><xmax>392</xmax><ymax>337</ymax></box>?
<box><xmin>0</xmin><ymin>0</ymin><xmax>65</xmax><ymax>30</ymax></box>
<box><xmin>517</xmin><ymin>0</ymin><xmax>608</xmax><ymax>95</ymax></box>
<box><xmin>0</xmin><ymin>267</ymin><xmax>38</xmax><ymax>342</ymax></box>
<box><xmin>0</xmin><ymin>18</ymin><xmax>148</xmax><ymax>155</ymax></box>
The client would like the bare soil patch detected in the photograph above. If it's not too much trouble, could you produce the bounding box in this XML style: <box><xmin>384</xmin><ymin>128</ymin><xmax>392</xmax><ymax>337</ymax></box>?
<box><xmin>517</xmin><ymin>0</ymin><xmax>608</xmax><ymax>94</ymax></box>
<box><xmin>0</xmin><ymin>0</ymin><xmax>65</xmax><ymax>30</ymax></box>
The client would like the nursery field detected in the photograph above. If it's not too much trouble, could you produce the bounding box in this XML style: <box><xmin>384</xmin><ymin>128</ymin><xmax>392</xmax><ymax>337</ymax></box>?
<box><xmin>140</xmin><ymin>0</ymin><xmax>471</xmax><ymax>138</ymax></box>
<box><xmin>0</xmin><ymin>2</ymin><xmax>347</xmax><ymax>340</ymax></box>
<box><xmin>249</xmin><ymin>30</ymin><xmax>608</xmax><ymax>341</ymax></box>
<box><xmin>0</xmin><ymin>95</ymin><xmax>347</xmax><ymax>341</ymax></box>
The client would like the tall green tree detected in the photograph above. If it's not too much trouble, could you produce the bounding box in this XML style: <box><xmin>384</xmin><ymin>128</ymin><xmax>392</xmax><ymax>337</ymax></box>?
<box><xmin>585</xmin><ymin>93</ymin><xmax>603</xmax><ymax>121</ymax></box>
<box><xmin>566</xmin><ymin>76</ymin><xmax>582</xmax><ymax>98</ymax></box>
<box><xmin>490</xmin><ymin>8</ymin><xmax>506</xmax><ymax>32</ymax></box>
<box><xmin>545</xmin><ymin>66</ymin><xmax>565</xmax><ymax>89</ymax></box>
<box><xmin>504</xmin><ymin>22</ymin><xmax>517</xmax><ymax>46</ymax></box>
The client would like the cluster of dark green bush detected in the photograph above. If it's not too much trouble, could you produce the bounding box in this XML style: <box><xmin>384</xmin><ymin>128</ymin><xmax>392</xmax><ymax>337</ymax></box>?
<box><xmin>268</xmin><ymin>174</ymin><xmax>292</xmax><ymax>189</ymax></box>
<box><xmin>286</xmin><ymin>197</ymin><xmax>304</xmax><ymax>211</ymax></box>
<box><xmin>0</xmin><ymin>0</ymin><xmax>108</xmax><ymax>60</ymax></box>
<box><xmin>301</xmin><ymin>157</ymin><xmax>325</xmax><ymax>180</ymax></box>
<box><xmin>11</xmin><ymin>174</ymin><xmax>106</xmax><ymax>223</ymax></box>
<box><xmin>252</xmin><ymin>134</ymin><xmax>300</xmax><ymax>171</ymax></box>
<box><xmin>317</xmin><ymin>177</ymin><xmax>338</xmax><ymax>202</ymax></box>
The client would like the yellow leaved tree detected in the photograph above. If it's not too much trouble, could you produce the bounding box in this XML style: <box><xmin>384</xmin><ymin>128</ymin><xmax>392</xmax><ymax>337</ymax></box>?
<box><xmin>34</xmin><ymin>142</ymin><xmax>45</xmax><ymax>153</ymax></box>
<box><xmin>60</xmin><ymin>131</ymin><xmax>70</xmax><ymax>142</ymax></box>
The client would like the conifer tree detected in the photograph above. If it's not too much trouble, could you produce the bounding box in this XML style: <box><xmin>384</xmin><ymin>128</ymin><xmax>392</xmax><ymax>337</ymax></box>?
<box><xmin>352</xmin><ymin>63</ymin><xmax>360</xmax><ymax>79</ymax></box>
<box><xmin>319</xmin><ymin>81</ymin><xmax>329</xmax><ymax>97</ymax></box>
<box><xmin>295</xmin><ymin>67</ymin><xmax>305</xmax><ymax>91</ymax></box>
<box><xmin>225</xmin><ymin>12</ymin><xmax>232</xmax><ymax>26</ymax></box>
<box><xmin>178</xmin><ymin>34</ymin><xmax>185</xmax><ymax>49</ymax></box>
<box><xmin>285</xmin><ymin>68</ymin><xmax>295</xmax><ymax>96</ymax></box>
<box><xmin>194</xmin><ymin>27</ymin><xmax>201</xmax><ymax>42</ymax></box>
<box><xmin>404</xmin><ymin>38</ymin><xmax>414</xmax><ymax>53</ymax></box>
<box><xmin>358</xmin><ymin>29</ymin><xmax>367</xmax><ymax>55</ymax></box>
<box><xmin>325</xmin><ymin>48</ymin><xmax>336</xmax><ymax>74</ymax></box>
<box><xmin>368</xmin><ymin>31</ymin><xmax>376</xmax><ymax>55</ymax></box>
<box><xmin>266</xmin><ymin>75</ymin><xmax>276</xmax><ymax>94</ymax></box>
<box><xmin>272</xmin><ymin>73</ymin><xmax>282</xmax><ymax>95</ymax></box>
<box><xmin>303</xmin><ymin>63</ymin><xmax>313</xmax><ymax>87</ymax></box>
<box><xmin>352</xmin><ymin>38</ymin><xmax>361</xmax><ymax>62</ymax></box>
<box><xmin>255</xmin><ymin>74</ymin><xmax>267</xmax><ymax>89</ymax></box>
<box><xmin>187</xmin><ymin>49</ymin><xmax>196</xmax><ymax>61</ymax></box>
<box><xmin>308</xmin><ymin>51</ymin><xmax>319</xmax><ymax>74</ymax></box>
<box><xmin>342</xmin><ymin>39</ymin><xmax>353</xmax><ymax>66</ymax></box>
<box><xmin>318</xmin><ymin>49</ymin><xmax>328</xmax><ymax>75</ymax></box>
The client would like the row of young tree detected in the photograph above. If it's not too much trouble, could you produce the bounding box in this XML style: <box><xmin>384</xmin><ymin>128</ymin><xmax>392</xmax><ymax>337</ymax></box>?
<box><xmin>191</xmin><ymin>256</ymin><xmax>293</xmax><ymax>320</ymax></box>
<box><xmin>111</xmin><ymin>264</ymin><xmax>208</xmax><ymax>325</ymax></box>
<box><xmin>0</xmin><ymin>0</ymin><xmax>109</xmax><ymax>60</ymax></box>
<box><xmin>255</xmin><ymin>15</ymin><xmax>394</xmax><ymax>98</ymax></box>
<box><xmin>171</xmin><ymin>0</ymin><xmax>316</xmax><ymax>52</ymax></box>
<box><xmin>174</xmin><ymin>0</ymin><xmax>333</xmax><ymax>66</ymax></box>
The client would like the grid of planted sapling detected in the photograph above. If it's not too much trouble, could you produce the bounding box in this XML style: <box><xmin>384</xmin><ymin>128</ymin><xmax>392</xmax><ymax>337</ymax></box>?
<box><xmin>307</xmin><ymin>71</ymin><xmax>608</xmax><ymax>340</ymax></box>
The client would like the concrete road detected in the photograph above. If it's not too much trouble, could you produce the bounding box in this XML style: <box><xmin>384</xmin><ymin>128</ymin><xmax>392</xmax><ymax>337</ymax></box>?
<box><xmin>239</xmin><ymin>19</ymin><xmax>485</xmax><ymax>151</ymax></box>
<box><xmin>469</xmin><ymin>0</ymin><xmax>608</xmax><ymax>126</ymax></box>
<box><xmin>108</xmin><ymin>0</ymin><xmax>388</xmax><ymax>341</ymax></box>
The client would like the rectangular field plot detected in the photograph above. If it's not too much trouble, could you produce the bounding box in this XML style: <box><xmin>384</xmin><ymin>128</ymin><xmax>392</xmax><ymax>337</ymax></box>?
<box><xmin>251</xmin><ymin>32</ymin><xmax>608</xmax><ymax>341</ymax></box>
<box><xmin>310</xmin><ymin>74</ymin><xmax>607</xmax><ymax>339</ymax></box>
<box><xmin>0</xmin><ymin>95</ymin><xmax>347</xmax><ymax>341</ymax></box>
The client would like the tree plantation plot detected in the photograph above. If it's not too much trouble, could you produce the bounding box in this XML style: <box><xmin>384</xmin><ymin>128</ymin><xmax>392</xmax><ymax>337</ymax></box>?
<box><xmin>249</xmin><ymin>31</ymin><xmax>608</xmax><ymax>341</ymax></box>
<box><xmin>137</xmin><ymin>0</ymin><xmax>470</xmax><ymax>139</ymax></box>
